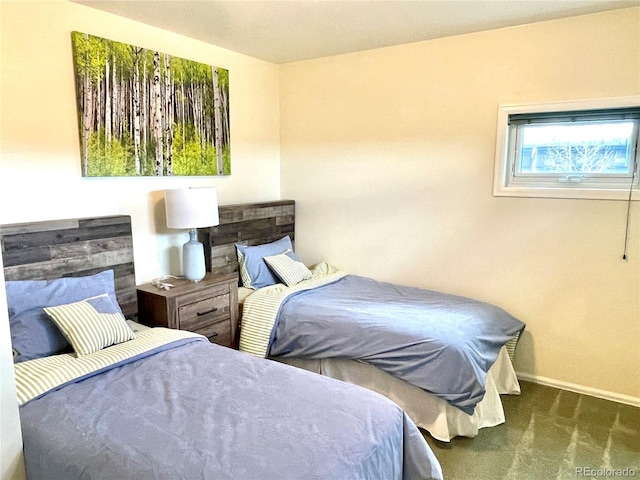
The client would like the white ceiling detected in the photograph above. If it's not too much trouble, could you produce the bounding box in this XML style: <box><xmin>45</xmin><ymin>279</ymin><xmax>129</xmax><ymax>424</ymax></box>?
<box><xmin>73</xmin><ymin>0</ymin><xmax>639</xmax><ymax>64</ymax></box>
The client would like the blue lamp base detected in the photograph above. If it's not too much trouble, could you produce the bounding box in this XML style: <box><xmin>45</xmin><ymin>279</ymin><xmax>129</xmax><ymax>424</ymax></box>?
<box><xmin>182</xmin><ymin>229</ymin><xmax>206</xmax><ymax>282</ymax></box>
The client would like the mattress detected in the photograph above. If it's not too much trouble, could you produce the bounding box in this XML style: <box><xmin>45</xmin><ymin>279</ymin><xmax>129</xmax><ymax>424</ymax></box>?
<box><xmin>273</xmin><ymin>345</ymin><xmax>520</xmax><ymax>442</ymax></box>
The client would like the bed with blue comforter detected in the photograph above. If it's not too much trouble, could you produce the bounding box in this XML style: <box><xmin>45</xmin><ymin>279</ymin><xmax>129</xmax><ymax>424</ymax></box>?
<box><xmin>239</xmin><ymin>262</ymin><xmax>525</xmax><ymax>431</ymax></box>
<box><xmin>17</xmin><ymin>327</ymin><xmax>442</xmax><ymax>480</ymax></box>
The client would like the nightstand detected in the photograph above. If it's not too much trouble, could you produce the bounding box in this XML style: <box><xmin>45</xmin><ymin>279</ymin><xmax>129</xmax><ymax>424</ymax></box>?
<box><xmin>136</xmin><ymin>273</ymin><xmax>239</xmax><ymax>348</ymax></box>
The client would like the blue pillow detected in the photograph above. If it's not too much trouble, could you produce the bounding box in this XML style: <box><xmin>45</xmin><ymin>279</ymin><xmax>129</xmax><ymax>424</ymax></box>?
<box><xmin>235</xmin><ymin>236</ymin><xmax>298</xmax><ymax>289</ymax></box>
<box><xmin>6</xmin><ymin>270</ymin><xmax>122</xmax><ymax>363</ymax></box>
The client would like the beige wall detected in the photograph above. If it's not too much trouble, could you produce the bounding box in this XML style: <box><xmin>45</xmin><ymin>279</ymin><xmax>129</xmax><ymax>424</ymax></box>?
<box><xmin>280</xmin><ymin>8</ymin><xmax>640</xmax><ymax>403</ymax></box>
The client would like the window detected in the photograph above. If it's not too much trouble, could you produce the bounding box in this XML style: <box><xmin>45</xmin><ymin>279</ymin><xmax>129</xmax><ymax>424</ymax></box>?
<box><xmin>494</xmin><ymin>98</ymin><xmax>640</xmax><ymax>200</ymax></box>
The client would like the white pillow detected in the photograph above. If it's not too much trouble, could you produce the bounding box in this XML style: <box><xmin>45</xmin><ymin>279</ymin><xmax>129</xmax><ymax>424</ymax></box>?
<box><xmin>263</xmin><ymin>250</ymin><xmax>312</xmax><ymax>287</ymax></box>
<box><xmin>44</xmin><ymin>294</ymin><xmax>135</xmax><ymax>356</ymax></box>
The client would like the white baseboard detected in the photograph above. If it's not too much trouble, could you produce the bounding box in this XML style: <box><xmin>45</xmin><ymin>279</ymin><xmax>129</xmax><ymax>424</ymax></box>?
<box><xmin>516</xmin><ymin>371</ymin><xmax>640</xmax><ymax>408</ymax></box>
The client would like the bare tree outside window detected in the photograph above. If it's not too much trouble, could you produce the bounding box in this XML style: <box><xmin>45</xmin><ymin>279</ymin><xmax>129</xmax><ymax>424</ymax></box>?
<box><xmin>537</xmin><ymin>142</ymin><xmax>618</xmax><ymax>173</ymax></box>
<box><xmin>520</xmin><ymin>121</ymin><xmax>633</xmax><ymax>175</ymax></box>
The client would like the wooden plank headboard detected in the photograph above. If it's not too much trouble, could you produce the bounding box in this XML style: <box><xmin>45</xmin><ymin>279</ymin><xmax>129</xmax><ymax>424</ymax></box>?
<box><xmin>198</xmin><ymin>200</ymin><xmax>295</xmax><ymax>279</ymax></box>
<box><xmin>1</xmin><ymin>215</ymin><xmax>138</xmax><ymax>318</ymax></box>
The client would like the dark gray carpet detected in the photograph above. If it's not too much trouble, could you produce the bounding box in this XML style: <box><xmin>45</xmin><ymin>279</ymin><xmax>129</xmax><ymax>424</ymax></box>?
<box><xmin>424</xmin><ymin>381</ymin><xmax>640</xmax><ymax>479</ymax></box>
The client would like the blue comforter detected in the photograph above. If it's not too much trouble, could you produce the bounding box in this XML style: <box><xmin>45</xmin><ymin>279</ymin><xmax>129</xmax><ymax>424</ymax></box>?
<box><xmin>269</xmin><ymin>275</ymin><xmax>526</xmax><ymax>414</ymax></box>
<box><xmin>19</xmin><ymin>335</ymin><xmax>442</xmax><ymax>480</ymax></box>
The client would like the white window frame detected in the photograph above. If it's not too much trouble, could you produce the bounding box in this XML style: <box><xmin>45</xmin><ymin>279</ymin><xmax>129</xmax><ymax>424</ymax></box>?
<box><xmin>493</xmin><ymin>97</ymin><xmax>640</xmax><ymax>200</ymax></box>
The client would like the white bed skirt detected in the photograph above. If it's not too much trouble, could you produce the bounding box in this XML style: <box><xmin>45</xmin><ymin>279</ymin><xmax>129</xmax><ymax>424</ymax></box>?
<box><xmin>271</xmin><ymin>346</ymin><xmax>520</xmax><ymax>442</ymax></box>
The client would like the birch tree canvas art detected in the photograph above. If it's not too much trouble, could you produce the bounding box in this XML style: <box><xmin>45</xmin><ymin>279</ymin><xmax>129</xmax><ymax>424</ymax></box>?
<box><xmin>71</xmin><ymin>32</ymin><xmax>230</xmax><ymax>177</ymax></box>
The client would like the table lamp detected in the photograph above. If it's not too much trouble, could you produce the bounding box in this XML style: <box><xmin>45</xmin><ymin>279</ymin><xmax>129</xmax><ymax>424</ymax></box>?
<box><xmin>164</xmin><ymin>187</ymin><xmax>219</xmax><ymax>282</ymax></box>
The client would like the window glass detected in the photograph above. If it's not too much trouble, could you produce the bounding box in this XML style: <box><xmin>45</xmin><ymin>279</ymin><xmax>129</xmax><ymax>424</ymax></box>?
<box><xmin>516</xmin><ymin>121</ymin><xmax>635</xmax><ymax>177</ymax></box>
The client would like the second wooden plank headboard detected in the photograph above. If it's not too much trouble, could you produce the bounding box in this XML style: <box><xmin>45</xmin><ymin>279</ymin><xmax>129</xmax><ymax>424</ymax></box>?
<box><xmin>198</xmin><ymin>200</ymin><xmax>295</xmax><ymax>280</ymax></box>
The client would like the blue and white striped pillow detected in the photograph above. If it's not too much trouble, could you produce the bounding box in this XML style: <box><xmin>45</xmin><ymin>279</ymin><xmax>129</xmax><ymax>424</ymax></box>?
<box><xmin>44</xmin><ymin>294</ymin><xmax>135</xmax><ymax>356</ymax></box>
<box><xmin>263</xmin><ymin>250</ymin><xmax>312</xmax><ymax>287</ymax></box>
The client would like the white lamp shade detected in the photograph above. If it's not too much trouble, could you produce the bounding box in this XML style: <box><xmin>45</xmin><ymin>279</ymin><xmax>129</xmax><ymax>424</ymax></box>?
<box><xmin>165</xmin><ymin>188</ymin><xmax>219</xmax><ymax>229</ymax></box>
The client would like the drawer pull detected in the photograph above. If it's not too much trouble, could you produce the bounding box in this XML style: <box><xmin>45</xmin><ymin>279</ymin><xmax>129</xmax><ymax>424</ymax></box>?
<box><xmin>197</xmin><ymin>308</ymin><xmax>218</xmax><ymax>316</ymax></box>
<box><xmin>207</xmin><ymin>333</ymin><xmax>219</xmax><ymax>341</ymax></box>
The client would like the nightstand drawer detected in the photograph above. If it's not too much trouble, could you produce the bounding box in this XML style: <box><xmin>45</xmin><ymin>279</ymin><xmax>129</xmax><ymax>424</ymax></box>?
<box><xmin>178</xmin><ymin>294</ymin><xmax>230</xmax><ymax>331</ymax></box>
<box><xmin>193</xmin><ymin>321</ymin><xmax>231</xmax><ymax>347</ymax></box>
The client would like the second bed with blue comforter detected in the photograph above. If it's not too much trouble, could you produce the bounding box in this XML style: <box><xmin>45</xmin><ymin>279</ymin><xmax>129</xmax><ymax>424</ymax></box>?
<box><xmin>240</xmin><ymin>264</ymin><xmax>526</xmax><ymax>416</ymax></box>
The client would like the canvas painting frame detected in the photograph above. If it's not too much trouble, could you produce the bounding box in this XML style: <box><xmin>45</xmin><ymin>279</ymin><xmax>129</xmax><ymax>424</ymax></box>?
<box><xmin>71</xmin><ymin>32</ymin><xmax>230</xmax><ymax>177</ymax></box>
